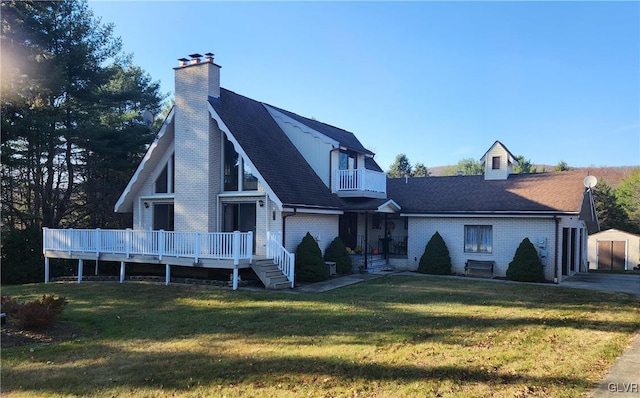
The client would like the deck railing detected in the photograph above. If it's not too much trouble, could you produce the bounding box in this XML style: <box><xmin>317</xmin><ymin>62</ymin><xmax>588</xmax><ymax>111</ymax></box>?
<box><xmin>266</xmin><ymin>231</ymin><xmax>295</xmax><ymax>288</ymax></box>
<box><xmin>336</xmin><ymin>169</ymin><xmax>386</xmax><ymax>193</ymax></box>
<box><xmin>43</xmin><ymin>228</ymin><xmax>253</xmax><ymax>265</ymax></box>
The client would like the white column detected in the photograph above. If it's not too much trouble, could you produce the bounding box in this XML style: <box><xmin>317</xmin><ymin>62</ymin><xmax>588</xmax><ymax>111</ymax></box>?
<box><xmin>44</xmin><ymin>257</ymin><xmax>50</xmax><ymax>283</ymax></box>
<box><xmin>232</xmin><ymin>267</ymin><xmax>239</xmax><ymax>290</ymax></box>
<box><xmin>165</xmin><ymin>264</ymin><xmax>170</xmax><ymax>286</ymax></box>
<box><xmin>119</xmin><ymin>261</ymin><xmax>125</xmax><ymax>283</ymax></box>
<box><xmin>77</xmin><ymin>259</ymin><xmax>83</xmax><ymax>283</ymax></box>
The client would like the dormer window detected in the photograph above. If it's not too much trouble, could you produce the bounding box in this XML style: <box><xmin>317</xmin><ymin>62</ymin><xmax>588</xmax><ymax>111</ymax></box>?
<box><xmin>223</xmin><ymin>135</ymin><xmax>257</xmax><ymax>192</ymax></box>
<box><xmin>492</xmin><ymin>156</ymin><xmax>501</xmax><ymax>170</ymax></box>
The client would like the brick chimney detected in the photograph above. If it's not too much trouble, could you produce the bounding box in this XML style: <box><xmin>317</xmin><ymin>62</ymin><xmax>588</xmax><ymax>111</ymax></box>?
<box><xmin>174</xmin><ymin>52</ymin><xmax>221</xmax><ymax>99</ymax></box>
<box><xmin>173</xmin><ymin>52</ymin><xmax>222</xmax><ymax>231</ymax></box>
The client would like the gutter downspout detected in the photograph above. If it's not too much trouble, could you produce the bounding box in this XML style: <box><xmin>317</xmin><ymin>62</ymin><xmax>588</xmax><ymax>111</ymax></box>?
<box><xmin>554</xmin><ymin>216</ymin><xmax>559</xmax><ymax>284</ymax></box>
<box><xmin>282</xmin><ymin>208</ymin><xmax>298</xmax><ymax>249</ymax></box>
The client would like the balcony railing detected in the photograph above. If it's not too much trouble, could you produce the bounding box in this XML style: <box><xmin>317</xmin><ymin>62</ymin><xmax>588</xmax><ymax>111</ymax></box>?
<box><xmin>335</xmin><ymin>169</ymin><xmax>386</xmax><ymax>195</ymax></box>
<box><xmin>43</xmin><ymin>228</ymin><xmax>253</xmax><ymax>265</ymax></box>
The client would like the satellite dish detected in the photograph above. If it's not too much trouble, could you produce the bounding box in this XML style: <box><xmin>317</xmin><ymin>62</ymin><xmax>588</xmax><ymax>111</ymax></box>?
<box><xmin>583</xmin><ymin>175</ymin><xmax>597</xmax><ymax>189</ymax></box>
<box><xmin>142</xmin><ymin>110</ymin><xmax>154</xmax><ymax>128</ymax></box>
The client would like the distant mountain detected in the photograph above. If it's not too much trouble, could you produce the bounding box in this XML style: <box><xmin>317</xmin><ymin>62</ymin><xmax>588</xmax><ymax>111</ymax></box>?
<box><xmin>427</xmin><ymin>165</ymin><xmax>638</xmax><ymax>187</ymax></box>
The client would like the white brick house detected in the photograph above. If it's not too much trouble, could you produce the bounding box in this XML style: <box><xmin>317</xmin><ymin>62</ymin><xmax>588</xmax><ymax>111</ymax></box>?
<box><xmin>43</xmin><ymin>54</ymin><xmax>599</xmax><ymax>288</ymax></box>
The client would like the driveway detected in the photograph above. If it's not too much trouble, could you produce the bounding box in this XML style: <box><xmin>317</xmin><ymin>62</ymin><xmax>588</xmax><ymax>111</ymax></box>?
<box><xmin>562</xmin><ymin>273</ymin><xmax>640</xmax><ymax>297</ymax></box>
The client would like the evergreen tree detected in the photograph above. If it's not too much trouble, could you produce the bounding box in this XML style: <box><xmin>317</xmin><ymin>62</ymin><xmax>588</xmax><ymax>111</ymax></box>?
<box><xmin>614</xmin><ymin>169</ymin><xmax>640</xmax><ymax>233</ymax></box>
<box><xmin>513</xmin><ymin>155</ymin><xmax>536</xmax><ymax>174</ymax></box>
<box><xmin>412</xmin><ymin>162</ymin><xmax>430</xmax><ymax>177</ymax></box>
<box><xmin>506</xmin><ymin>238</ymin><xmax>545</xmax><ymax>282</ymax></box>
<box><xmin>387</xmin><ymin>154</ymin><xmax>412</xmax><ymax>178</ymax></box>
<box><xmin>295</xmin><ymin>232</ymin><xmax>329</xmax><ymax>282</ymax></box>
<box><xmin>554</xmin><ymin>161</ymin><xmax>572</xmax><ymax>172</ymax></box>
<box><xmin>417</xmin><ymin>232</ymin><xmax>452</xmax><ymax>275</ymax></box>
<box><xmin>1</xmin><ymin>0</ymin><xmax>164</xmax><ymax>230</ymax></box>
<box><xmin>324</xmin><ymin>237</ymin><xmax>353</xmax><ymax>275</ymax></box>
<box><xmin>593</xmin><ymin>181</ymin><xmax>632</xmax><ymax>232</ymax></box>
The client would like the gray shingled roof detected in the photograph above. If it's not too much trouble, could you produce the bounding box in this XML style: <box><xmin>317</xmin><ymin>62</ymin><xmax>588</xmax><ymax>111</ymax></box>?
<box><xmin>209</xmin><ymin>89</ymin><xmax>343</xmax><ymax>210</ymax></box>
<box><xmin>388</xmin><ymin>171</ymin><xmax>589</xmax><ymax>214</ymax></box>
<box><xmin>266</xmin><ymin>105</ymin><xmax>374</xmax><ymax>156</ymax></box>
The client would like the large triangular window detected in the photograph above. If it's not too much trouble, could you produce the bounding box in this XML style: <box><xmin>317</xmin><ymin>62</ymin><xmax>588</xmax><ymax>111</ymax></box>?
<box><xmin>155</xmin><ymin>154</ymin><xmax>175</xmax><ymax>194</ymax></box>
<box><xmin>223</xmin><ymin>135</ymin><xmax>257</xmax><ymax>192</ymax></box>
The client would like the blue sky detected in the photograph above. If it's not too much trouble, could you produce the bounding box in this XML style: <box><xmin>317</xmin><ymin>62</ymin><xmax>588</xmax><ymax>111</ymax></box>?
<box><xmin>89</xmin><ymin>1</ymin><xmax>640</xmax><ymax>169</ymax></box>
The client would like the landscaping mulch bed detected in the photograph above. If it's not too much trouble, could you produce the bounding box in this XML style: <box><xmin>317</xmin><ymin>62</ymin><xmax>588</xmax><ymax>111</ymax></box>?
<box><xmin>1</xmin><ymin>319</ymin><xmax>82</xmax><ymax>348</ymax></box>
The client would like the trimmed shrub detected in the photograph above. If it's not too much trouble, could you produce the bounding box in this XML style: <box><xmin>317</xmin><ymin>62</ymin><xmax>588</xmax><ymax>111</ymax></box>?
<box><xmin>7</xmin><ymin>294</ymin><xmax>68</xmax><ymax>330</ymax></box>
<box><xmin>418</xmin><ymin>232</ymin><xmax>452</xmax><ymax>275</ymax></box>
<box><xmin>324</xmin><ymin>237</ymin><xmax>353</xmax><ymax>275</ymax></box>
<box><xmin>295</xmin><ymin>232</ymin><xmax>329</xmax><ymax>283</ymax></box>
<box><xmin>1</xmin><ymin>295</ymin><xmax>21</xmax><ymax>316</ymax></box>
<box><xmin>506</xmin><ymin>238</ymin><xmax>545</xmax><ymax>282</ymax></box>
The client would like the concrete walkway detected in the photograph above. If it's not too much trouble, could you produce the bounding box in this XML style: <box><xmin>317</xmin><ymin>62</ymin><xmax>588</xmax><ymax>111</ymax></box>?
<box><xmin>588</xmin><ymin>332</ymin><xmax>640</xmax><ymax>397</ymax></box>
<box><xmin>562</xmin><ymin>273</ymin><xmax>640</xmax><ymax>297</ymax></box>
<box><xmin>560</xmin><ymin>273</ymin><xmax>640</xmax><ymax>397</ymax></box>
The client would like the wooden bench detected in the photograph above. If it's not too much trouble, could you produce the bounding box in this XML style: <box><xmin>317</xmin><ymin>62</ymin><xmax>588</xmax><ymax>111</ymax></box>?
<box><xmin>465</xmin><ymin>260</ymin><xmax>494</xmax><ymax>277</ymax></box>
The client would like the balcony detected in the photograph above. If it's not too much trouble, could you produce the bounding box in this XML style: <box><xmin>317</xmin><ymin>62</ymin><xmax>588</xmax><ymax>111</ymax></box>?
<box><xmin>334</xmin><ymin>169</ymin><xmax>386</xmax><ymax>199</ymax></box>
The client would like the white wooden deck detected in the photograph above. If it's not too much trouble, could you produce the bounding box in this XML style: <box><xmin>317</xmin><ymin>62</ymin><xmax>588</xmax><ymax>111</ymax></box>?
<box><xmin>42</xmin><ymin>228</ymin><xmax>295</xmax><ymax>290</ymax></box>
<box><xmin>43</xmin><ymin>228</ymin><xmax>254</xmax><ymax>289</ymax></box>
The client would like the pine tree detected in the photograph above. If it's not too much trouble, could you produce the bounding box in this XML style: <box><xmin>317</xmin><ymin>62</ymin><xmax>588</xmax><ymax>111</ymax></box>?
<box><xmin>295</xmin><ymin>232</ymin><xmax>329</xmax><ymax>282</ymax></box>
<box><xmin>506</xmin><ymin>238</ymin><xmax>545</xmax><ymax>282</ymax></box>
<box><xmin>324</xmin><ymin>237</ymin><xmax>353</xmax><ymax>275</ymax></box>
<box><xmin>387</xmin><ymin>154</ymin><xmax>412</xmax><ymax>178</ymax></box>
<box><xmin>417</xmin><ymin>232</ymin><xmax>452</xmax><ymax>275</ymax></box>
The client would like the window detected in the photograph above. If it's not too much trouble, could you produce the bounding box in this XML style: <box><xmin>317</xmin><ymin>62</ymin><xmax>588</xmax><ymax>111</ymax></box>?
<box><xmin>155</xmin><ymin>165</ymin><xmax>168</xmax><ymax>193</ymax></box>
<box><xmin>372</xmin><ymin>214</ymin><xmax>381</xmax><ymax>229</ymax></box>
<box><xmin>464</xmin><ymin>225</ymin><xmax>492</xmax><ymax>253</ymax></box>
<box><xmin>224</xmin><ymin>136</ymin><xmax>239</xmax><ymax>191</ymax></box>
<box><xmin>153</xmin><ymin>203</ymin><xmax>174</xmax><ymax>231</ymax></box>
<box><xmin>339</xmin><ymin>150</ymin><xmax>357</xmax><ymax>170</ymax></box>
<box><xmin>154</xmin><ymin>154</ymin><xmax>174</xmax><ymax>194</ymax></box>
<box><xmin>223</xmin><ymin>135</ymin><xmax>258</xmax><ymax>192</ymax></box>
<box><xmin>492</xmin><ymin>156</ymin><xmax>501</xmax><ymax>170</ymax></box>
<box><xmin>243</xmin><ymin>161</ymin><xmax>258</xmax><ymax>191</ymax></box>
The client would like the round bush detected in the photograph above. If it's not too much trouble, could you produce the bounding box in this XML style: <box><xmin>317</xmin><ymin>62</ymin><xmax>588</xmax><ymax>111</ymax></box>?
<box><xmin>417</xmin><ymin>232</ymin><xmax>452</xmax><ymax>275</ymax></box>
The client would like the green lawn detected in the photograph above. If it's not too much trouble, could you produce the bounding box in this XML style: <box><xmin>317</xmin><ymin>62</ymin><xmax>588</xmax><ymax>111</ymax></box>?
<box><xmin>2</xmin><ymin>276</ymin><xmax>639</xmax><ymax>397</ymax></box>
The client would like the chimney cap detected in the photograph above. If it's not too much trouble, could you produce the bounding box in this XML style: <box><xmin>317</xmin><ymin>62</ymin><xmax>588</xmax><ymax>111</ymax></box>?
<box><xmin>189</xmin><ymin>53</ymin><xmax>203</xmax><ymax>59</ymax></box>
<box><xmin>178</xmin><ymin>57</ymin><xmax>189</xmax><ymax>62</ymax></box>
<box><xmin>204</xmin><ymin>52</ymin><xmax>214</xmax><ymax>57</ymax></box>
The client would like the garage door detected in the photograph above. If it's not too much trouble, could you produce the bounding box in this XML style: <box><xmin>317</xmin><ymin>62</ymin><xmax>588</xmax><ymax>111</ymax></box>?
<box><xmin>597</xmin><ymin>241</ymin><xmax>626</xmax><ymax>270</ymax></box>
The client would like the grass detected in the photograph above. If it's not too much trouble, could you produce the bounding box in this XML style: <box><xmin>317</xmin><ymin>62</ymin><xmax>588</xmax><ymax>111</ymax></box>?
<box><xmin>2</xmin><ymin>276</ymin><xmax>639</xmax><ymax>397</ymax></box>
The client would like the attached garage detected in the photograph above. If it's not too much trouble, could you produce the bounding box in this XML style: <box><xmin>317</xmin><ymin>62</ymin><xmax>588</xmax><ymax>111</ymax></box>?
<box><xmin>588</xmin><ymin>229</ymin><xmax>640</xmax><ymax>271</ymax></box>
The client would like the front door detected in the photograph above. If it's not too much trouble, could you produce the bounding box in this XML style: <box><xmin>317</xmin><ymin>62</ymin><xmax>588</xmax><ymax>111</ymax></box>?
<box><xmin>339</xmin><ymin>212</ymin><xmax>358</xmax><ymax>249</ymax></box>
<box><xmin>223</xmin><ymin>203</ymin><xmax>257</xmax><ymax>251</ymax></box>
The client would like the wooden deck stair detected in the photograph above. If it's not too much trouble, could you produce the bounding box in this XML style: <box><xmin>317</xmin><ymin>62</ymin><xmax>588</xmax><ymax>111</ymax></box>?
<box><xmin>251</xmin><ymin>259</ymin><xmax>292</xmax><ymax>290</ymax></box>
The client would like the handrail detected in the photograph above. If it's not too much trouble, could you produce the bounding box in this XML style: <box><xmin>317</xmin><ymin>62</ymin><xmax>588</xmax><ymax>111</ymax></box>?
<box><xmin>266</xmin><ymin>231</ymin><xmax>295</xmax><ymax>288</ymax></box>
<box><xmin>336</xmin><ymin>169</ymin><xmax>386</xmax><ymax>193</ymax></box>
<box><xmin>42</xmin><ymin>228</ymin><xmax>253</xmax><ymax>265</ymax></box>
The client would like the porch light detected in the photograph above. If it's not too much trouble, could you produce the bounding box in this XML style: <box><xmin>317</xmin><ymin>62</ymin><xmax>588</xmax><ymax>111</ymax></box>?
<box><xmin>258</xmin><ymin>200</ymin><xmax>264</xmax><ymax>207</ymax></box>
<box><xmin>144</xmin><ymin>201</ymin><xmax>149</xmax><ymax>209</ymax></box>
